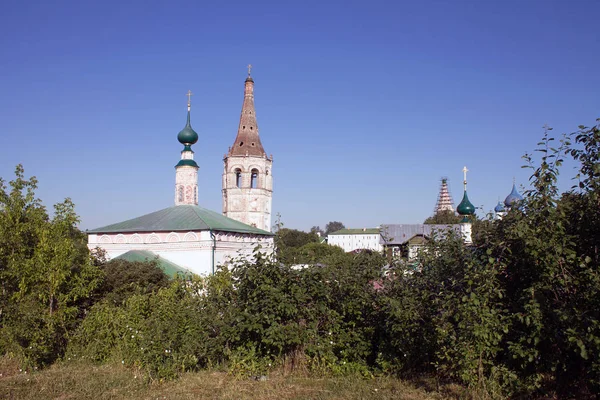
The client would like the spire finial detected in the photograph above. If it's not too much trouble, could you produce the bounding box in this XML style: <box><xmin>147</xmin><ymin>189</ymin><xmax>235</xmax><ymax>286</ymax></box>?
<box><xmin>186</xmin><ymin>90</ymin><xmax>193</xmax><ymax>111</ymax></box>
<box><xmin>462</xmin><ymin>166</ymin><xmax>469</xmax><ymax>191</ymax></box>
<box><xmin>247</xmin><ymin>64</ymin><xmax>252</xmax><ymax>77</ymax></box>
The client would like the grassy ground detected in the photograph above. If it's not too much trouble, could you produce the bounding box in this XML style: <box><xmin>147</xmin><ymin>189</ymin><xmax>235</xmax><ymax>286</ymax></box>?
<box><xmin>0</xmin><ymin>357</ymin><xmax>461</xmax><ymax>400</ymax></box>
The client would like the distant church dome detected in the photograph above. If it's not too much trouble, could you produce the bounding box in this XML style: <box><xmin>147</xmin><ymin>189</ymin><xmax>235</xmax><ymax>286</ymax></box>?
<box><xmin>457</xmin><ymin>191</ymin><xmax>476</xmax><ymax>216</ymax></box>
<box><xmin>504</xmin><ymin>183</ymin><xmax>523</xmax><ymax>208</ymax></box>
<box><xmin>177</xmin><ymin>111</ymin><xmax>199</xmax><ymax>145</ymax></box>
<box><xmin>494</xmin><ymin>201</ymin><xmax>505</xmax><ymax>213</ymax></box>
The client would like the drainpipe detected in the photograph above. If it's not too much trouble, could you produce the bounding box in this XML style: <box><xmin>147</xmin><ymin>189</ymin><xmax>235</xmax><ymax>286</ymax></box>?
<box><xmin>209</xmin><ymin>230</ymin><xmax>216</xmax><ymax>275</ymax></box>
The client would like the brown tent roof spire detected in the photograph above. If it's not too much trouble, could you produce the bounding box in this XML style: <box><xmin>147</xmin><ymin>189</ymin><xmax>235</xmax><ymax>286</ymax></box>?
<box><xmin>228</xmin><ymin>66</ymin><xmax>267</xmax><ymax>157</ymax></box>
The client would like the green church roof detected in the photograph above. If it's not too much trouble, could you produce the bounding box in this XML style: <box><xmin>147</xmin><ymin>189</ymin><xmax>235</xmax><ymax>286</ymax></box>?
<box><xmin>88</xmin><ymin>205</ymin><xmax>273</xmax><ymax>235</ymax></box>
<box><xmin>114</xmin><ymin>250</ymin><xmax>192</xmax><ymax>278</ymax></box>
<box><xmin>175</xmin><ymin>159</ymin><xmax>199</xmax><ymax>168</ymax></box>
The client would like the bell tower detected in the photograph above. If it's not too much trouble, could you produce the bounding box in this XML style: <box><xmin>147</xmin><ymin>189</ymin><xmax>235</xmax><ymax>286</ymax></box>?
<box><xmin>222</xmin><ymin>66</ymin><xmax>273</xmax><ymax>231</ymax></box>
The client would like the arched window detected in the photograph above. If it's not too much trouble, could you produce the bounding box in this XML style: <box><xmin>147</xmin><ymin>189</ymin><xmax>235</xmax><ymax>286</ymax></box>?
<box><xmin>235</xmin><ymin>169</ymin><xmax>242</xmax><ymax>188</ymax></box>
<box><xmin>178</xmin><ymin>186</ymin><xmax>184</xmax><ymax>202</ymax></box>
<box><xmin>251</xmin><ymin>169</ymin><xmax>258</xmax><ymax>189</ymax></box>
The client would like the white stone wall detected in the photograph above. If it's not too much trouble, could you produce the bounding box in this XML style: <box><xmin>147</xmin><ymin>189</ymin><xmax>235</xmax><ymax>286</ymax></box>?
<box><xmin>222</xmin><ymin>155</ymin><xmax>273</xmax><ymax>231</ymax></box>
<box><xmin>327</xmin><ymin>233</ymin><xmax>383</xmax><ymax>253</ymax></box>
<box><xmin>460</xmin><ymin>222</ymin><xmax>473</xmax><ymax>244</ymax></box>
<box><xmin>88</xmin><ymin>230</ymin><xmax>274</xmax><ymax>276</ymax></box>
<box><xmin>175</xmin><ymin>163</ymin><xmax>199</xmax><ymax>206</ymax></box>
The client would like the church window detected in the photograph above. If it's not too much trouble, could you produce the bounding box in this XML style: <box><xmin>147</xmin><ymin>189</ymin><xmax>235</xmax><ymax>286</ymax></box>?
<box><xmin>251</xmin><ymin>169</ymin><xmax>258</xmax><ymax>188</ymax></box>
<box><xmin>250</xmin><ymin>126</ymin><xmax>253</xmax><ymax>130</ymax></box>
<box><xmin>239</xmin><ymin>142</ymin><xmax>244</xmax><ymax>146</ymax></box>
<box><xmin>243</xmin><ymin>126</ymin><xmax>245</xmax><ymax>129</ymax></box>
<box><xmin>235</xmin><ymin>169</ymin><xmax>242</xmax><ymax>188</ymax></box>
<box><xmin>251</xmin><ymin>142</ymin><xmax>255</xmax><ymax>146</ymax></box>
<box><xmin>178</xmin><ymin>186</ymin><xmax>184</xmax><ymax>202</ymax></box>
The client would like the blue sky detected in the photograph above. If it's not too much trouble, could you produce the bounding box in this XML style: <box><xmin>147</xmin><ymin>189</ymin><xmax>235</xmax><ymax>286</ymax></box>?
<box><xmin>1</xmin><ymin>0</ymin><xmax>598</xmax><ymax>231</ymax></box>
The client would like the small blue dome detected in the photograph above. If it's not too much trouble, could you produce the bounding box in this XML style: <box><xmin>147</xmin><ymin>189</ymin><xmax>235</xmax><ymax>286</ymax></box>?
<box><xmin>504</xmin><ymin>183</ymin><xmax>523</xmax><ymax>208</ymax></box>
<box><xmin>494</xmin><ymin>201</ymin><xmax>505</xmax><ymax>213</ymax></box>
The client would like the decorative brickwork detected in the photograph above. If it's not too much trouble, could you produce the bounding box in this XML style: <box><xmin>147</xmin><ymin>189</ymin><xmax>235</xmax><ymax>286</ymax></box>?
<box><xmin>222</xmin><ymin>71</ymin><xmax>273</xmax><ymax>231</ymax></box>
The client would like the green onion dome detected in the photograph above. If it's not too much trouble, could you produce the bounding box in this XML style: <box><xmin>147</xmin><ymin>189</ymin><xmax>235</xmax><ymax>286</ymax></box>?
<box><xmin>177</xmin><ymin>111</ymin><xmax>199</xmax><ymax>145</ymax></box>
<box><xmin>457</xmin><ymin>190</ymin><xmax>476</xmax><ymax>216</ymax></box>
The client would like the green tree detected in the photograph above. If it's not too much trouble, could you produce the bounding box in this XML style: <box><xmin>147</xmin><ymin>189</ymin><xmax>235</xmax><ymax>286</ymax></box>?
<box><xmin>324</xmin><ymin>221</ymin><xmax>345</xmax><ymax>235</ymax></box>
<box><xmin>275</xmin><ymin>228</ymin><xmax>319</xmax><ymax>265</ymax></box>
<box><xmin>310</xmin><ymin>225</ymin><xmax>324</xmax><ymax>236</ymax></box>
<box><xmin>423</xmin><ymin>210</ymin><xmax>462</xmax><ymax>224</ymax></box>
<box><xmin>0</xmin><ymin>165</ymin><xmax>102</xmax><ymax>367</ymax></box>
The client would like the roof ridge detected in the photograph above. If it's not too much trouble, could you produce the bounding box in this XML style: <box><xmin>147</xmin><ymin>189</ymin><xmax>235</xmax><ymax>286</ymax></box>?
<box><xmin>188</xmin><ymin>204</ymin><xmax>213</xmax><ymax>230</ymax></box>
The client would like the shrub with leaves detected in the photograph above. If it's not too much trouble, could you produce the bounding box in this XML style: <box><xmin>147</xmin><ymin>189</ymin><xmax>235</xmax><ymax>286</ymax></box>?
<box><xmin>0</xmin><ymin>165</ymin><xmax>102</xmax><ymax>367</ymax></box>
<box><xmin>68</xmin><ymin>276</ymin><xmax>212</xmax><ymax>380</ymax></box>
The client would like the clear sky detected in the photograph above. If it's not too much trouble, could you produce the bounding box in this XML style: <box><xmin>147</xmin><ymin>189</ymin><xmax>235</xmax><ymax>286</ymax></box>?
<box><xmin>1</xmin><ymin>0</ymin><xmax>599</xmax><ymax>231</ymax></box>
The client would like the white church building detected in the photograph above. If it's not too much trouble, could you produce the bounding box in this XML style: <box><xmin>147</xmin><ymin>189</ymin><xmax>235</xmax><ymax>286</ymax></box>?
<box><xmin>88</xmin><ymin>70</ymin><xmax>274</xmax><ymax>276</ymax></box>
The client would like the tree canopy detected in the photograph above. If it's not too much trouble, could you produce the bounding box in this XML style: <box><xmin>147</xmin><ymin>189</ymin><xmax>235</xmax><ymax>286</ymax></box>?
<box><xmin>324</xmin><ymin>221</ymin><xmax>345</xmax><ymax>235</ymax></box>
<box><xmin>423</xmin><ymin>210</ymin><xmax>462</xmax><ymax>224</ymax></box>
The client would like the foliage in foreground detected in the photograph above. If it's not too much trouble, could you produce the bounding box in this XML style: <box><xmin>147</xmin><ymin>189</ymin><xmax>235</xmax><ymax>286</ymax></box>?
<box><xmin>0</xmin><ymin>166</ymin><xmax>103</xmax><ymax>367</ymax></box>
<box><xmin>1</xmin><ymin>120</ymin><xmax>600</xmax><ymax>399</ymax></box>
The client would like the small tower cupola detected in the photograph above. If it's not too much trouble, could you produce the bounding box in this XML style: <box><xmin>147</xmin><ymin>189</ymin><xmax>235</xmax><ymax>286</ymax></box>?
<box><xmin>504</xmin><ymin>180</ymin><xmax>523</xmax><ymax>208</ymax></box>
<box><xmin>174</xmin><ymin>90</ymin><xmax>200</xmax><ymax>206</ymax></box>
<box><xmin>456</xmin><ymin>166</ymin><xmax>475</xmax><ymax>244</ymax></box>
<box><xmin>177</xmin><ymin>90</ymin><xmax>199</xmax><ymax>147</ymax></box>
<box><xmin>494</xmin><ymin>201</ymin><xmax>506</xmax><ymax>213</ymax></box>
<box><xmin>456</xmin><ymin>166</ymin><xmax>476</xmax><ymax>218</ymax></box>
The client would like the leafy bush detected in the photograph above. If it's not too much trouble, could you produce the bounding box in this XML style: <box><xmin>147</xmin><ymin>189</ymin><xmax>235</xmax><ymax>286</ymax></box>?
<box><xmin>97</xmin><ymin>259</ymin><xmax>170</xmax><ymax>305</ymax></box>
<box><xmin>68</xmin><ymin>277</ymin><xmax>212</xmax><ymax>380</ymax></box>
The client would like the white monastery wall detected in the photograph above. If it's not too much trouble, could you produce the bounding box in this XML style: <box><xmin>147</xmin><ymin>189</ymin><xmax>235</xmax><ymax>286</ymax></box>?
<box><xmin>328</xmin><ymin>233</ymin><xmax>383</xmax><ymax>253</ymax></box>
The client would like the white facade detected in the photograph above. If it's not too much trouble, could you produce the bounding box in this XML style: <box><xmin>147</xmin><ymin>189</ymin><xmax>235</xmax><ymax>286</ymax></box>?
<box><xmin>328</xmin><ymin>230</ymin><xmax>383</xmax><ymax>252</ymax></box>
<box><xmin>88</xmin><ymin>230</ymin><xmax>273</xmax><ymax>276</ymax></box>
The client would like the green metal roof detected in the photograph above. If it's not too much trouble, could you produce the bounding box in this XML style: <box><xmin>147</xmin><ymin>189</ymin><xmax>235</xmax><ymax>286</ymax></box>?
<box><xmin>329</xmin><ymin>228</ymin><xmax>381</xmax><ymax>235</ymax></box>
<box><xmin>88</xmin><ymin>205</ymin><xmax>273</xmax><ymax>235</ymax></box>
<box><xmin>175</xmin><ymin>159</ymin><xmax>199</xmax><ymax>168</ymax></box>
<box><xmin>114</xmin><ymin>250</ymin><xmax>192</xmax><ymax>278</ymax></box>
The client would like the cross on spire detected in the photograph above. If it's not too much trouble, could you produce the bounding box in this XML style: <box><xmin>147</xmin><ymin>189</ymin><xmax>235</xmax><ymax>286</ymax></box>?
<box><xmin>462</xmin><ymin>166</ymin><xmax>469</xmax><ymax>190</ymax></box>
<box><xmin>247</xmin><ymin>64</ymin><xmax>252</xmax><ymax>77</ymax></box>
<box><xmin>186</xmin><ymin>90</ymin><xmax>193</xmax><ymax>106</ymax></box>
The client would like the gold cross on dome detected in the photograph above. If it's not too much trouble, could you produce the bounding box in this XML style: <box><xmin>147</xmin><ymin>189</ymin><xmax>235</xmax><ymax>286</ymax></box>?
<box><xmin>247</xmin><ymin>64</ymin><xmax>252</xmax><ymax>76</ymax></box>
<box><xmin>186</xmin><ymin>90</ymin><xmax>193</xmax><ymax>105</ymax></box>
